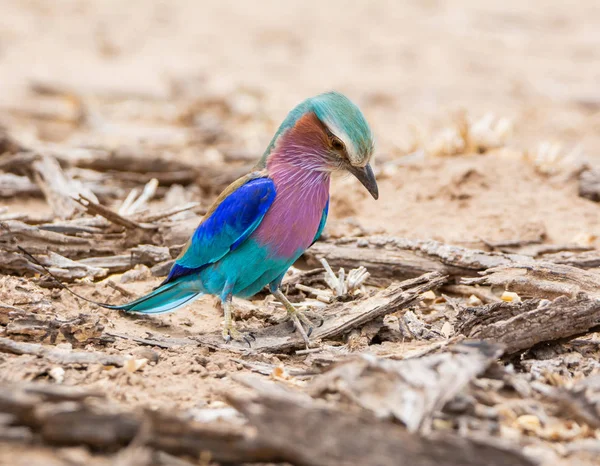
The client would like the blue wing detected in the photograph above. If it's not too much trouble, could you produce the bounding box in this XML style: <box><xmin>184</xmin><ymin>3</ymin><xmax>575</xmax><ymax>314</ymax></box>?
<box><xmin>311</xmin><ymin>199</ymin><xmax>329</xmax><ymax>246</ymax></box>
<box><xmin>163</xmin><ymin>176</ymin><xmax>276</xmax><ymax>284</ymax></box>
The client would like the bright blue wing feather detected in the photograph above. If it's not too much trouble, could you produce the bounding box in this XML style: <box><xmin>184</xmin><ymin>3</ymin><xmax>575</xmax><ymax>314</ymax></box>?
<box><xmin>164</xmin><ymin>177</ymin><xmax>276</xmax><ymax>283</ymax></box>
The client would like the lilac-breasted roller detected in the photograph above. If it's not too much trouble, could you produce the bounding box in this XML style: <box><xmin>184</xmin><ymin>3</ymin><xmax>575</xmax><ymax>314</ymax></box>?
<box><xmin>109</xmin><ymin>91</ymin><xmax>378</xmax><ymax>345</ymax></box>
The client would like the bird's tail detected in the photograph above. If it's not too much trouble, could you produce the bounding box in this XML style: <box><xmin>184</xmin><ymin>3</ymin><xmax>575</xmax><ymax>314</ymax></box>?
<box><xmin>105</xmin><ymin>281</ymin><xmax>202</xmax><ymax>315</ymax></box>
<box><xmin>17</xmin><ymin>246</ymin><xmax>202</xmax><ymax>315</ymax></box>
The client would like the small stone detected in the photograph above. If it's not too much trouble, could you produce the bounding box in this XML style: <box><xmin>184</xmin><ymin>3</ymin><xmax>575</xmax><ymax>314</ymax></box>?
<box><xmin>49</xmin><ymin>366</ymin><xmax>65</xmax><ymax>384</ymax></box>
<box><xmin>421</xmin><ymin>290</ymin><xmax>436</xmax><ymax>301</ymax></box>
<box><xmin>205</xmin><ymin>362</ymin><xmax>220</xmax><ymax>372</ymax></box>
<box><xmin>501</xmin><ymin>291</ymin><xmax>521</xmax><ymax>303</ymax></box>
<box><xmin>468</xmin><ymin>294</ymin><xmax>483</xmax><ymax>306</ymax></box>
<box><xmin>441</xmin><ymin>321</ymin><xmax>454</xmax><ymax>339</ymax></box>
<box><xmin>356</xmin><ymin>238</ymin><xmax>369</xmax><ymax>248</ymax></box>
<box><xmin>132</xmin><ymin>348</ymin><xmax>160</xmax><ymax>364</ymax></box>
<box><xmin>515</xmin><ymin>414</ymin><xmax>541</xmax><ymax>433</ymax></box>
<box><xmin>195</xmin><ymin>355</ymin><xmax>209</xmax><ymax>366</ymax></box>
<box><xmin>124</xmin><ymin>358</ymin><xmax>148</xmax><ymax>373</ymax></box>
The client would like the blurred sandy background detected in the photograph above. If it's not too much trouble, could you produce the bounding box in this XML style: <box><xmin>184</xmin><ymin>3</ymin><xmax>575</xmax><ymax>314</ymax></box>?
<box><xmin>2</xmin><ymin>0</ymin><xmax>600</xmax><ymax>151</ymax></box>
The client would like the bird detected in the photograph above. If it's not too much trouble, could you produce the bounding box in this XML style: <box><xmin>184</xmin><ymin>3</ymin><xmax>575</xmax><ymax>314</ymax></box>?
<box><xmin>106</xmin><ymin>91</ymin><xmax>378</xmax><ymax>345</ymax></box>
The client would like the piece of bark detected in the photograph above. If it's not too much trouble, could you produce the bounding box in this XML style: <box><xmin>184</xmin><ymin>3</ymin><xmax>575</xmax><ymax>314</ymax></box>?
<box><xmin>552</xmin><ymin>375</ymin><xmax>600</xmax><ymax>429</ymax></box>
<box><xmin>579</xmin><ymin>169</ymin><xmax>600</xmax><ymax>202</ymax></box>
<box><xmin>3</xmin><ymin>99</ymin><xmax>84</xmax><ymax>124</ymax></box>
<box><xmin>0</xmin><ymin>379</ymin><xmax>535</xmax><ymax>466</ymax></box>
<box><xmin>210</xmin><ymin>271</ymin><xmax>447</xmax><ymax>353</ymax></box>
<box><xmin>0</xmin><ymin>382</ymin><xmax>275</xmax><ymax>462</ymax></box>
<box><xmin>106</xmin><ymin>332</ymin><xmax>200</xmax><ymax>349</ymax></box>
<box><xmin>462</xmin><ymin>261</ymin><xmax>600</xmax><ymax>299</ymax></box>
<box><xmin>0</xmin><ymin>220</ymin><xmax>168</xmax><ymax>277</ymax></box>
<box><xmin>0</xmin><ymin>248</ymin><xmax>108</xmax><ymax>281</ymax></box>
<box><xmin>134</xmin><ymin>202</ymin><xmax>200</xmax><ymax>223</ymax></box>
<box><xmin>36</xmin><ymin>251</ymin><xmax>108</xmax><ymax>280</ymax></box>
<box><xmin>0</xmin><ymin>173</ymin><xmax>41</xmax><ymax>198</ymax></box>
<box><xmin>305</xmin><ymin>237</ymin><xmax>535</xmax><ymax>285</ymax></box>
<box><xmin>0</xmin><ymin>337</ymin><xmax>126</xmax><ymax>366</ymax></box>
<box><xmin>309</xmin><ymin>341</ymin><xmax>503</xmax><ymax>432</ymax></box>
<box><xmin>457</xmin><ymin>294</ymin><xmax>600</xmax><ymax>354</ymax></box>
<box><xmin>228</xmin><ymin>374</ymin><xmax>536</xmax><ymax>466</ymax></box>
<box><xmin>0</xmin><ymin>220</ymin><xmax>97</xmax><ymax>258</ymax></box>
<box><xmin>0</xmin><ymin>302</ymin><xmax>26</xmax><ymax>325</ymax></box>
<box><xmin>77</xmin><ymin>245</ymin><xmax>171</xmax><ymax>273</ymax></box>
<box><xmin>0</xmin><ymin>127</ymin><xmax>23</xmax><ymax>154</ymax></box>
<box><xmin>540</xmin><ymin>250</ymin><xmax>600</xmax><ymax>269</ymax></box>
<box><xmin>150</xmin><ymin>259</ymin><xmax>175</xmax><ymax>278</ymax></box>
<box><xmin>0</xmin><ymin>152</ymin><xmax>41</xmax><ymax>175</ymax></box>
<box><xmin>74</xmin><ymin>195</ymin><xmax>150</xmax><ymax>230</ymax></box>
<box><xmin>37</xmin><ymin>405</ymin><xmax>141</xmax><ymax>448</ymax></box>
<box><xmin>443</xmin><ymin>284</ymin><xmax>502</xmax><ymax>303</ymax></box>
<box><xmin>31</xmin><ymin>155</ymin><xmax>98</xmax><ymax>219</ymax></box>
<box><xmin>15</xmin><ymin>383</ymin><xmax>105</xmax><ymax>402</ymax></box>
<box><xmin>3</xmin><ymin>309</ymin><xmax>104</xmax><ymax>346</ymax></box>
<box><xmin>62</xmin><ymin>148</ymin><xmax>201</xmax><ymax>186</ymax></box>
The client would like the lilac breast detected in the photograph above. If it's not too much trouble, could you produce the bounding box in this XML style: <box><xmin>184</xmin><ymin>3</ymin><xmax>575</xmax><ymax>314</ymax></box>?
<box><xmin>253</xmin><ymin>170</ymin><xmax>329</xmax><ymax>259</ymax></box>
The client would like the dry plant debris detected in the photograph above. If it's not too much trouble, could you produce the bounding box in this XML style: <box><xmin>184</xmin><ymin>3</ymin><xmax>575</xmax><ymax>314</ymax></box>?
<box><xmin>2</xmin><ymin>5</ymin><xmax>600</xmax><ymax>463</ymax></box>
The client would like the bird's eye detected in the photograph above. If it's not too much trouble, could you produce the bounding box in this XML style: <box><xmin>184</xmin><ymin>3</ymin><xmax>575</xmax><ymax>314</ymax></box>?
<box><xmin>331</xmin><ymin>138</ymin><xmax>345</xmax><ymax>151</ymax></box>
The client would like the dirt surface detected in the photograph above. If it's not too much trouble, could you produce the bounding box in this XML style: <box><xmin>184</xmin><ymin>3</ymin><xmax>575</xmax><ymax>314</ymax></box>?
<box><xmin>1</xmin><ymin>1</ymin><xmax>600</xmax><ymax>465</ymax></box>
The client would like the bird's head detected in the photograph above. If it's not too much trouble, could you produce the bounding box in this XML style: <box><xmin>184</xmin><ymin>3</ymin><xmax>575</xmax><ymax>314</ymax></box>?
<box><xmin>260</xmin><ymin>91</ymin><xmax>378</xmax><ymax>199</ymax></box>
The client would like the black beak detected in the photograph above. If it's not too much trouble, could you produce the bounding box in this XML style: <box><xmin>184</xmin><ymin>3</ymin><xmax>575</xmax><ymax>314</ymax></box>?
<box><xmin>348</xmin><ymin>163</ymin><xmax>379</xmax><ymax>200</ymax></box>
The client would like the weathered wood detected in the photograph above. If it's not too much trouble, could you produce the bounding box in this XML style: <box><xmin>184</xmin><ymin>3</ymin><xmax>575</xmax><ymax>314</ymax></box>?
<box><xmin>0</xmin><ymin>382</ymin><xmax>277</xmax><ymax>462</ymax></box>
<box><xmin>553</xmin><ymin>374</ymin><xmax>600</xmax><ymax>429</ymax></box>
<box><xmin>457</xmin><ymin>294</ymin><xmax>600</xmax><ymax>354</ymax></box>
<box><xmin>77</xmin><ymin>245</ymin><xmax>171</xmax><ymax>273</ymax></box>
<box><xmin>107</xmin><ymin>332</ymin><xmax>200</xmax><ymax>349</ymax></box>
<box><xmin>0</xmin><ymin>220</ymin><xmax>170</xmax><ymax>278</ymax></box>
<box><xmin>228</xmin><ymin>375</ymin><xmax>536</xmax><ymax>466</ymax></box>
<box><xmin>308</xmin><ymin>342</ymin><xmax>504</xmax><ymax>432</ymax></box>
<box><xmin>579</xmin><ymin>168</ymin><xmax>600</xmax><ymax>202</ymax></box>
<box><xmin>0</xmin><ymin>127</ymin><xmax>23</xmax><ymax>154</ymax></box>
<box><xmin>1</xmin><ymin>307</ymin><xmax>104</xmax><ymax>346</ymax></box>
<box><xmin>0</xmin><ymin>367</ymin><xmax>534</xmax><ymax>465</ymax></box>
<box><xmin>0</xmin><ymin>173</ymin><xmax>41</xmax><ymax>198</ymax></box>
<box><xmin>213</xmin><ymin>271</ymin><xmax>447</xmax><ymax>353</ymax></box>
<box><xmin>540</xmin><ymin>249</ymin><xmax>600</xmax><ymax>269</ymax></box>
<box><xmin>0</xmin><ymin>220</ymin><xmax>97</xmax><ymax>254</ymax></box>
<box><xmin>462</xmin><ymin>261</ymin><xmax>600</xmax><ymax>299</ymax></box>
<box><xmin>305</xmin><ymin>237</ymin><xmax>535</xmax><ymax>284</ymax></box>
<box><xmin>0</xmin><ymin>337</ymin><xmax>126</xmax><ymax>366</ymax></box>
<box><xmin>74</xmin><ymin>195</ymin><xmax>150</xmax><ymax>230</ymax></box>
<box><xmin>31</xmin><ymin>155</ymin><xmax>98</xmax><ymax>219</ymax></box>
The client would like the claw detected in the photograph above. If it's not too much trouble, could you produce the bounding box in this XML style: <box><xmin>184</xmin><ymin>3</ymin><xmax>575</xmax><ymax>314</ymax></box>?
<box><xmin>223</xmin><ymin>324</ymin><xmax>254</xmax><ymax>347</ymax></box>
<box><xmin>272</xmin><ymin>289</ymin><xmax>323</xmax><ymax>349</ymax></box>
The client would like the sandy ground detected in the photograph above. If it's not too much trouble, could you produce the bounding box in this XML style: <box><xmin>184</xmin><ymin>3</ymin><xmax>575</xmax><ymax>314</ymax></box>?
<box><xmin>1</xmin><ymin>1</ymin><xmax>600</xmax><ymax>465</ymax></box>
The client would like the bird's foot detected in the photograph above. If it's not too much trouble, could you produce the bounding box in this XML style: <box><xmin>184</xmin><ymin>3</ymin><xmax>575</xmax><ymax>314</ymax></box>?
<box><xmin>277</xmin><ymin>307</ymin><xmax>324</xmax><ymax>330</ymax></box>
<box><xmin>222</xmin><ymin>323</ymin><xmax>255</xmax><ymax>347</ymax></box>
<box><xmin>280</xmin><ymin>307</ymin><xmax>323</xmax><ymax>348</ymax></box>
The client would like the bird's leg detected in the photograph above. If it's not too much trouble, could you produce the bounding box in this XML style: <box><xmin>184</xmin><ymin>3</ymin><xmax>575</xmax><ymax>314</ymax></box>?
<box><xmin>221</xmin><ymin>286</ymin><xmax>254</xmax><ymax>346</ymax></box>
<box><xmin>271</xmin><ymin>288</ymin><xmax>317</xmax><ymax>348</ymax></box>
<box><xmin>221</xmin><ymin>293</ymin><xmax>238</xmax><ymax>342</ymax></box>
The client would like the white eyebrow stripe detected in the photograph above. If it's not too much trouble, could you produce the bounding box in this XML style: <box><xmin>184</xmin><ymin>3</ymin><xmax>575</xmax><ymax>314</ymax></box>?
<box><xmin>323</xmin><ymin>118</ymin><xmax>362</xmax><ymax>166</ymax></box>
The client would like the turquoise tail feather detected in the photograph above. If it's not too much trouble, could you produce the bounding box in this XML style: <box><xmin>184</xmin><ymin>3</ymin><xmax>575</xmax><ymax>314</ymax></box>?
<box><xmin>108</xmin><ymin>281</ymin><xmax>203</xmax><ymax>315</ymax></box>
